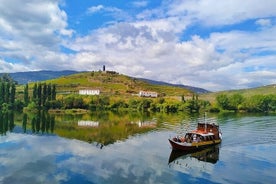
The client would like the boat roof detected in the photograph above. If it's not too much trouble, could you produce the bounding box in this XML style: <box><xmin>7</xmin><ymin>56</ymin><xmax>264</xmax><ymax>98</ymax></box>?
<box><xmin>197</xmin><ymin>122</ymin><xmax>219</xmax><ymax>127</ymax></box>
<box><xmin>188</xmin><ymin>131</ymin><xmax>214</xmax><ymax>136</ymax></box>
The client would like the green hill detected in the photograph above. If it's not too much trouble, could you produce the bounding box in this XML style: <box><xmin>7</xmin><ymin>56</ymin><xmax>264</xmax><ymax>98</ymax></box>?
<box><xmin>45</xmin><ymin>71</ymin><xmax>193</xmax><ymax>98</ymax></box>
<box><xmin>200</xmin><ymin>84</ymin><xmax>276</xmax><ymax>103</ymax></box>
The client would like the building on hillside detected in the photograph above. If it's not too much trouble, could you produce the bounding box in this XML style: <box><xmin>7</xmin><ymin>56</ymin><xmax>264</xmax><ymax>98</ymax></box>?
<box><xmin>79</xmin><ymin>89</ymin><xmax>100</xmax><ymax>95</ymax></box>
<box><xmin>139</xmin><ymin>90</ymin><xmax>158</xmax><ymax>98</ymax></box>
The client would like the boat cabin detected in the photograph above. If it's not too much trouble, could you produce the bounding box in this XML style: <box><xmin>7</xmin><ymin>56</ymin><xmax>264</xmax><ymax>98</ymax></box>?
<box><xmin>175</xmin><ymin>132</ymin><xmax>216</xmax><ymax>143</ymax></box>
<box><xmin>196</xmin><ymin>123</ymin><xmax>220</xmax><ymax>139</ymax></box>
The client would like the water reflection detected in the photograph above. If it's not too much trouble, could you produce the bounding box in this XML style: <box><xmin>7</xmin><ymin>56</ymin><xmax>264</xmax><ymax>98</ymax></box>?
<box><xmin>24</xmin><ymin>111</ymin><xmax>55</xmax><ymax>134</ymax></box>
<box><xmin>168</xmin><ymin>145</ymin><xmax>220</xmax><ymax>174</ymax></box>
<box><xmin>78</xmin><ymin>120</ymin><xmax>99</xmax><ymax>127</ymax></box>
<box><xmin>136</xmin><ymin>119</ymin><xmax>157</xmax><ymax>128</ymax></box>
<box><xmin>53</xmin><ymin>111</ymin><xmax>160</xmax><ymax>146</ymax></box>
<box><xmin>0</xmin><ymin>113</ymin><xmax>275</xmax><ymax>183</ymax></box>
<box><xmin>1</xmin><ymin>110</ymin><xmax>164</xmax><ymax>146</ymax></box>
<box><xmin>0</xmin><ymin>111</ymin><xmax>15</xmax><ymax>135</ymax></box>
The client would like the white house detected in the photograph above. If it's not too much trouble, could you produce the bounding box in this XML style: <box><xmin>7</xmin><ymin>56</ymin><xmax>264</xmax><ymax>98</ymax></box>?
<box><xmin>139</xmin><ymin>91</ymin><xmax>158</xmax><ymax>98</ymax></box>
<box><xmin>79</xmin><ymin>89</ymin><xmax>100</xmax><ymax>95</ymax></box>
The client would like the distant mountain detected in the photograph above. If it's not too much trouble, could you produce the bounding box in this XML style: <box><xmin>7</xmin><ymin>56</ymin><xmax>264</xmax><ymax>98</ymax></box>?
<box><xmin>138</xmin><ymin>78</ymin><xmax>210</xmax><ymax>94</ymax></box>
<box><xmin>1</xmin><ymin>70</ymin><xmax>81</xmax><ymax>84</ymax></box>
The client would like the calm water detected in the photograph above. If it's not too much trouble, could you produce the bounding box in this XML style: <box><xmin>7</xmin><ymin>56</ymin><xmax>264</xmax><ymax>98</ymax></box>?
<box><xmin>0</xmin><ymin>112</ymin><xmax>275</xmax><ymax>184</ymax></box>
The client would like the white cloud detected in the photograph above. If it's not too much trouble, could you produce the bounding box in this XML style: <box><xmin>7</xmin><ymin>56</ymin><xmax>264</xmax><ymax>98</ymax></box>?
<box><xmin>255</xmin><ymin>18</ymin><xmax>272</xmax><ymax>28</ymax></box>
<box><xmin>132</xmin><ymin>1</ymin><xmax>148</xmax><ymax>8</ymax></box>
<box><xmin>87</xmin><ymin>5</ymin><xmax>131</xmax><ymax>22</ymax></box>
<box><xmin>87</xmin><ymin>5</ymin><xmax>104</xmax><ymax>14</ymax></box>
<box><xmin>0</xmin><ymin>0</ymin><xmax>275</xmax><ymax>91</ymax></box>
<box><xmin>67</xmin><ymin>15</ymin><xmax>276</xmax><ymax>90</ymax></box>
<box><xmin>0</xmin><ymin>0</ymin><xmax>72</xmax><ymax>71</ymax></box>
<box><xmin>167</xmin><ymin>0</ymin><xmax>276</xmax><ymax>26</ymax></box>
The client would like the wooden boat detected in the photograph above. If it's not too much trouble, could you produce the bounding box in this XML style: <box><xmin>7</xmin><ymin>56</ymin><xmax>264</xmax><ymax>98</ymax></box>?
<box><xmin>169</xmin><ymin>120</ymin><xmax>222</xmax><ymax>151</ymax></box>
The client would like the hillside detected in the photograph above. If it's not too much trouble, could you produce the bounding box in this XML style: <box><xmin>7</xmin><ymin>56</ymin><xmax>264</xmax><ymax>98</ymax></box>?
<box><xmin>200</xmin><ymin>84</ymin><xmax>276</xmax><ymax>103</ymax></box>
<box><xmin>6</xmin><ymin>70</ymin><xmax>208</xmax><ymax>94</ymax></box>
<box><xmin>45</xmin><ymin>71</ymin><xmax>193</xmax><ymax>97</ymax></box>
<box><xmin>138</xmin><ymin>78</ymin><xmax>209</xmax><ymax>94</ymax></box>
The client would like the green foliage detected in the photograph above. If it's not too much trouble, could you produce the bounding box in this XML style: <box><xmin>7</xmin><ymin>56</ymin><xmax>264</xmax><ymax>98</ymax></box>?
<box><xmin>63</xmin><ymin>95</ymin><xmax>87</xmax><ymax>109</ymax></box>
<box><xmin>25</xmin><ymin>102</ymin><xmax>39</xmax><ymax>112</ymax></box>
<box><xmin>0</xmin><ymin>73</ymin><xmax>18</xmax><ymax>84</ymax></box>
<box><xmin>215</xmin><ymin>93</ymin><xmax>276</xmax><ymax>113</ymax></box>
<box><xmin>242</xmin><ymin>94</ymin><xmax>276</xmax><ymax>112</ymax></box>
<box><xmin>216</xmin><ymin>94</ymin><xmax>229</xmax><ymax>110</ymax></box>
<box><xmin>229</xmin><ymin>93</ymin><xmax>244</xmax><ymax>111</ymax></box>
<box><xmin>0</xmin><ymin>81</ymin><xmax>17</xmax><ymax>111</ymax></box>
<box><xmin>24</xmin><ymin>84</ymin><xmax>29</xmax><ymax>105</ymax></box>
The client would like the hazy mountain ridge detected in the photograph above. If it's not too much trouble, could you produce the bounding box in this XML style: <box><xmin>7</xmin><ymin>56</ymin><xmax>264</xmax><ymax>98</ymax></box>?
<box><xmin>2</xmin><ymin>70</ymin><xmax>80</xmax><ymax>84</ymax></box>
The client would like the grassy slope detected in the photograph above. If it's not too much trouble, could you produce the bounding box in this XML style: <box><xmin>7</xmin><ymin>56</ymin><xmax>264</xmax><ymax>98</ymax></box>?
<box><xmin>45</xmin><ymin>71</ymin><xmax>192</xmax><ymax>99</ymax></box>
<box><xmin>200</xmin><ymin>84</ymin><xmax>276</xmax><ymax>103</ymax></box>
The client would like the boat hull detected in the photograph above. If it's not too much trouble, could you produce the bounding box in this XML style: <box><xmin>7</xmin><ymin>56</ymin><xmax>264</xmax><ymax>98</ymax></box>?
<box><xmin>168</xmin><ymin>138</ymin><xmax>221</xmax><ymax>151</ymax></box>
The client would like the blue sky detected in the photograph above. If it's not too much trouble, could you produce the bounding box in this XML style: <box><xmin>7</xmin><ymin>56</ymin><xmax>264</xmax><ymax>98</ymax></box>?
<box><xmin>0</xmin><ymin>0</ymin><xmax>275</xmax><ymax>91</ymax></box>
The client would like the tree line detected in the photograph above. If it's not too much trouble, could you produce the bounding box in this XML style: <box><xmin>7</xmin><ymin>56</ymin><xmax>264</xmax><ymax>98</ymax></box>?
<box><xmin>216</xmin><ymin>93</ymin><xmax>276</xmax><ymax>113</ymax></box>
<box><xmin>22</xmin><ymin>83</ymin><xmax>276</xmax><ymax>113</ymax></box>
<box><xmin>0</xmin><ymin>76</ymin><xmax>16</xmax><ymax>112</ymax></box>
<box><xmin>34</xmin><ymin>93</ymin><xmax>204</xmax><ymax>113</ymax></box>
<box><xmin>24</xmin><ymin>83</ymin><xmax>57</xmax><ymax>111</ymax></box>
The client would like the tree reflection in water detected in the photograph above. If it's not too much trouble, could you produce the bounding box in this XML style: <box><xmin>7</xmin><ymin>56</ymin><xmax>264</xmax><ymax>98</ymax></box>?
<box><xmin>0</xmin><ymin>111</ymin><xmax>15</xmax><ymax>135</ymax></box>
<box><xmin>1</xmin><ymin>110</ymin><xmax>160</xmax><ymax>149</ymax></box>
<box><xmin>53</xmin><ymin>111</ymin><xmax>159</xmax><ymax>147</ymax></box>
<box><xmin>1</xmin><ymin>111</ymin><xmax>55</xmax><ymax>135</ymax></box>
<box><xmin>20</xmin><ymin>111</ymin><xmax>56</xmax><ymax>135</ymax></box>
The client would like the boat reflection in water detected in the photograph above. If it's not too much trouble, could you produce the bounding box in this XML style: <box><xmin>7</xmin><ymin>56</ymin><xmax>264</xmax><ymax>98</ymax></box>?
<box><xmin>168</xmin><ymin>145</ymin><xmax>220</xmax><ymax>174</ymax></box>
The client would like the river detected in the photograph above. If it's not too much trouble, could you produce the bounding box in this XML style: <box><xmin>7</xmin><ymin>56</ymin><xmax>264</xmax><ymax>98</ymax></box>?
<box><xmin>0</xmin><ymin>112</ymin><xmax>275</xmax><ymax>183</ymax></box>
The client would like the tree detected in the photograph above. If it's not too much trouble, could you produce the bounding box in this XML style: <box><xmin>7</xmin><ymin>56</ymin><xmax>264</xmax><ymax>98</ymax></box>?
<box><xmin>185</xmin><ymin>94</ymin><xmax>200</xmax><ymax>113</ymax></box>
<box><xmin>138</xmin><ymin>99</ymin><xmax>152</xmax><ymax>111</ymax></box>
<box><xmin>47</xmin><ymin>83</ymin><xmax>52</xmax><ymax>101</ymax></box>
<box><xmin>0</xmin><ymin>73</ymin><xmax>18</xmax><ymax>84</ymax></box>
<box><xmin>0</xmin><ymin>82</ymin><xmax>4</xmax><ymax>105</ymax></box>
<box><xmin>42</xmin><ymin>83</ymin><xmax>47</xmax><ymax>106</ymax></box>
<box><xmin>229</xmin><ymin>93</ymin><xmax>244</xmax><ymax>111</ymax></box>
<box><xmin>24</xmin><ymin>84</ymin><xmax>29</xmax><ymax>105</ymax></box>
<box><xmin>37</xmin><ymin>83</ymin><xmax>42</xmax><ymax>107</ymax></box>
<box><xmin>10</xmin><ymin>83</ymin><xmax>16</xmax><ymax>106</ymax></box>
<box><xmin>4</xmin><ymin>82</ymin><xmax>10</xmax><ymax>103</ymax></box>
<box><xmin>51</xmin><ymin>84</ymin><xmax>56</xmax><ymax>101</ymax></box>
<box><xmin>33</xmin><ymin>83</ymin><xmax>38</xmax><ymax>101</ymax></box>
<box><xmin>216</xmin><ymin>94</ymin><xmax>229</xmax><ymax>110</ymax></box>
